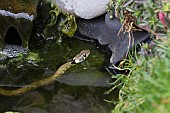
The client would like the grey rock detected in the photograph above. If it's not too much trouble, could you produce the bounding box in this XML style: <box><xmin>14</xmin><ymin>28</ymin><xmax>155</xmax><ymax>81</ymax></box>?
<box><xmin>51</xmin><ymin>0</ymin><xmax>110</xmax><ymax>19</ymax></box>
<box><xmin>0</xmin><ymin>10</ymin><xmax>34</xmax><ymax>21</ymax></box>
<box><xmin>0</xmin><ymin>44</ymin><xmax>28</xmax><ymax>61</ymax></box>
<box><xmin>76</xmin><ymin>12</ymin><xmax>150</xmax><ymax>64</ymax></box>
<box><xmin>57</xmin><ymin>69</ymin><xmax>111</xmax><ymax>87</ymax></box>
<box><xmin>76</xmin><ymin>16</ymin><xmax>105</xmax><ymax>39</ymax></box>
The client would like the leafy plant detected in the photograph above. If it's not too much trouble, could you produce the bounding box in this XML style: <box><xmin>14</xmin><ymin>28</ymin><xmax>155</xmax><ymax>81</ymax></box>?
<box><xmin>106</xmin><ymin>1</ymin><xmax>170</xmax><ymax>113</ymax></box>
<box><xmin>109</xmin><ymin>38</ymin><xmax>170</xmax><ymax>113</ymax></box>
<box><xmin>108</xmin><ymin>0</ymin><xmax>170</xmax><ymax>37</ymax></box>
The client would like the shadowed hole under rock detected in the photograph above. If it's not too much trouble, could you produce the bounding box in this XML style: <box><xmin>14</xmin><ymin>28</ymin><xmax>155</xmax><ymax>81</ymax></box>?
<box><xmin>5</xmin><ymin>27</ymin><xmax>22</xmax><ymax>46</ymax></box>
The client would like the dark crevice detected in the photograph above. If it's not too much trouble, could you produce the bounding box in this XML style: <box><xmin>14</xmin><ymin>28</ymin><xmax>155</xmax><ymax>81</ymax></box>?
<box><xmin>5</xmin><ymin>27</ymin><xmax>22</xmax><ymax>46</ymax></box>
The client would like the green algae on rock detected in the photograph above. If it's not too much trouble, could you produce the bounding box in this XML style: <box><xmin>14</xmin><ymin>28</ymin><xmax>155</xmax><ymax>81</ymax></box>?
<box><xmin>44</xmin><ymin>3</ymin><xmax>77</xmax><ymax>38</ymax></box>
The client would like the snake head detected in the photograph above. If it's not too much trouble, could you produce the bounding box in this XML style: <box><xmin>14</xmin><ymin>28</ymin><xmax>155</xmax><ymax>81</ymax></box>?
<box><xmin>72</xmin><ymin>50</ymin><xmax>90</xmax><ymax>64</ymax></box>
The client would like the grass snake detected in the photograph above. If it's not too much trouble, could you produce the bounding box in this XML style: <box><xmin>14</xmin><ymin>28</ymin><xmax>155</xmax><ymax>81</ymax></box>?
<box><xmin>0</xmin><ymin>49</ymin><xmax>90</xmax><ymax>96</ymax></box>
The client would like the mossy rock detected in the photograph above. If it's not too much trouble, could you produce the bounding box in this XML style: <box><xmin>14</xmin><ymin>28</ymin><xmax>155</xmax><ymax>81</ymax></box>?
<box><xmin>0</xmin><ymin>0</ymin><xmax>39</xmax><ymax>48</ymax></box>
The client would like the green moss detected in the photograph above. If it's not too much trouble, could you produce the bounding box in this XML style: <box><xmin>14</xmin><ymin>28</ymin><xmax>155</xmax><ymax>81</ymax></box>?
<box><xmin>48</xmin><ymin>4</ymin><xmax>61</xmax><ymax>26</ymax></box>
<box><xmin>60</xmin><ymin>13</ymin><xmax>77</xmax><ymax>37</ymax></box>
<box><xmin>45</xmin><ymin>4</ymin><xmax>77</xmax><ymax>38</ymax></box>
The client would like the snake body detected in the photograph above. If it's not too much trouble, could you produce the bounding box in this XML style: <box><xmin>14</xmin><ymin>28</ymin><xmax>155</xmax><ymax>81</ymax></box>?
<box><xmin>0</xmin><ymin>50</ymin><xmax>90</xmax><ymax>96</ymax></box>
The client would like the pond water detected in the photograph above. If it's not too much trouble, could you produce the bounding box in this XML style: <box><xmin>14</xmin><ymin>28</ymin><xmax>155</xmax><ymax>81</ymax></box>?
<box><xmin>0</xmin><ymin>36</ymin><xmax>117</xmax><ymax>113</ymax></box>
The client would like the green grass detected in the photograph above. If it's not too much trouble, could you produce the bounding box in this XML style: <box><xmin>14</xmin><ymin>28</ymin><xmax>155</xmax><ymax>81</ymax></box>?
<box><xmin>110</xmin><ymin>39</ymin><xmax>170</xmax><ymax>113</ymax></box>
<box><xmin>106</xmin><ymin>1</ymin><xmax>170</xmax><ymax>112</ymax></box>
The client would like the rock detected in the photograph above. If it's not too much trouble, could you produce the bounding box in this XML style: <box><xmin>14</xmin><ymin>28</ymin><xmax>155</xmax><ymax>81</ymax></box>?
<box><xmin>57</xmin><ymin>68</ymin><xmax>111</xmax><ymax>87</ymax></box>
<box><xmin>51</xmin><ymin>0</ymin><xmax>110</xmax><ymax>19</ymax></box>
<box><xmin>76</xmin><ymin>15</ymin><xmax>105</xmax><ymax>40</ymax></box>
<box><xmin>0</xmin><ymin>44</ymin><xmax>29</xmax><ymax>61</ymax></box>
<box><xmin>0</xmin><ymin>0</ymin><xmax>39</xmax><ymax>48</ymax></box>
<box><xmin>103</xmin><ymin>13</ymin><xmax>150</xmax><ymax>64</ymax></box>
<box><xmin>76</xmin><ymin>12</ymin><xmax>150</xmax><ymax>64</ymax></box>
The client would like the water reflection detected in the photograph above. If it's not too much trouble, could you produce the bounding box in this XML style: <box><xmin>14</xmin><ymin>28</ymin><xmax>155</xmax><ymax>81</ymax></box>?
<box><xmin>0</xmin><ymin>84</ymin><xmax>116</xmax><ymax>113</ymax></box>
<box><xmin>0</xmin><ymin>37</ymin><xmax>116</xmax><ymax>112</ymax></box>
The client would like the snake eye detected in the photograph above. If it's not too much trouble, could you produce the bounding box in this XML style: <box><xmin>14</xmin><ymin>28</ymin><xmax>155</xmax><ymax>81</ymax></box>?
<box><xmin>83</xmin><ymin>53</ymin><xmax>87</xmax><ymax>58</ymax></box>
<box><xmin>71</xmin><ymin>60</ymin><xmax>76</xmax><ymax>64</ymax></box>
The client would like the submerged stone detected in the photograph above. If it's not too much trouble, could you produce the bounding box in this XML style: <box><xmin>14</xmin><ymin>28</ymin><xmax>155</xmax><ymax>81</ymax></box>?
<box><xmin>0</xmin><ymin>0</ymin><xmax>39</xmax><ymax>48</ymax></box>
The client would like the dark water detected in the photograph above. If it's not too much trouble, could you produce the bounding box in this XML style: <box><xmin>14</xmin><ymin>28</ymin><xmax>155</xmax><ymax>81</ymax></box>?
<box><xmin>0</xmin><ymin>37</ymin><xmax>116</xmax><ymax>113</ymax></box>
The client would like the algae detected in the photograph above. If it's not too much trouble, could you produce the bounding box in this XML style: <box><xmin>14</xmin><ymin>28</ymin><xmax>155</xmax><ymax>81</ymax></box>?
<box><xmin>44</xmin><ymin>4</ymin><xmax>77</xmax><ymax>38</ymax></box>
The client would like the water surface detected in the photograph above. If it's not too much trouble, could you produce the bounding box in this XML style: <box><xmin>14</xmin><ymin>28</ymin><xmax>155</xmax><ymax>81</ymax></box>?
<box><xmin>0</xmin><ymin>37</ymin><xmax>116</xmax><ymax>113</ymax></box>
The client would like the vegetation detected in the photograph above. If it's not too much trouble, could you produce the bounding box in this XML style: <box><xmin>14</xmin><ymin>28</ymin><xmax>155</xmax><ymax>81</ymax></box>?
<box><xmin>44</xmin><ymin>3</ymin><xmax>77</xmax><ymax>38</ymax></box>
<box><xmin>107</xmin><ymin>0</ymin><xmax>170</xmax><ymax>37</ymax></box>
<box><xmin>109</xmin><ymin>39</ymin><xmax>170</xmax><ymax>113</ymax></box>
<box><xmin>107</xmin><ymin>0</ymin><xmax>170</xmax><ymax>113</ymax></box>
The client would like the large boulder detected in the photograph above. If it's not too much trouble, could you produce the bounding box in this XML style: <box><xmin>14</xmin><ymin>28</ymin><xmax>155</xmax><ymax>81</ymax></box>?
<box><xmin>51</xmin><ymin>0</ymin><xmax>110</xmax><ymax>19</ymax></box>
<box><xmin>76</xmin><ymin>12</ymin><xmax>150</xmax><ymax>64</ymax></box>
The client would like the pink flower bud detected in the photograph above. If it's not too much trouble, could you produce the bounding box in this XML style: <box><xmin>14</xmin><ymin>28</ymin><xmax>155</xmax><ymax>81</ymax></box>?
<box><xmin>158</xmin><ymin>12</ymin><xmax>166</xmax><ymax>27</ymax></box>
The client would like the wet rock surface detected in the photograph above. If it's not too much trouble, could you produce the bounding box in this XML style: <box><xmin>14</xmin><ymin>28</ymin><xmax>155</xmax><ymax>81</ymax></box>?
<box><xmin>51</xmin><ymin>0</ymin><xmax>110</xmax><ymax>19</ymax></box>
<box><xmin>0</xmin><ymin>44</ymin><xmax>28</xmax><ymax>61</ymax></box>
<box><xmin>76</xmin><ymin>12</ymin><xmax>150</xmax><ymax>64</ymax></box>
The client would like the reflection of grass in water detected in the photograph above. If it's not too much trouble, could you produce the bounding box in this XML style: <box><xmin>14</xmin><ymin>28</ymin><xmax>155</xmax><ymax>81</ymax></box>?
<box><xmin>5</xmin><ymin>111</ymin><xmax>20</xmax><ymax>113</ymax></box>
<box><xmin>109</xmin><ymin>39</ymin><xmax>170</xmax><ymax>113</ymax></box>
